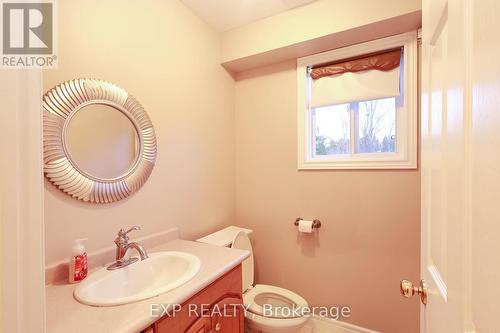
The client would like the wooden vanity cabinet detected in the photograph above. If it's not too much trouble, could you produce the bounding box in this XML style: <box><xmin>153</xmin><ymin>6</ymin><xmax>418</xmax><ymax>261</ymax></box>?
<box><xmin>146</xmin><ymin>265</ymin><xmax>244</xmax><ymax>333</ymax></box>
<box><xmin>184</xmin><ymin>316</ymin><xmax>211</xmax><ymax>333</ymax></box>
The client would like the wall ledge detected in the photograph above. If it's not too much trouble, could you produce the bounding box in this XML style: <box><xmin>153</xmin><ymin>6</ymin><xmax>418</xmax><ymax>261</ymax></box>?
<box><xmin>222</xmin><ymin>11</ymin><xmax>421</xmax><ymax>74</ymax></box>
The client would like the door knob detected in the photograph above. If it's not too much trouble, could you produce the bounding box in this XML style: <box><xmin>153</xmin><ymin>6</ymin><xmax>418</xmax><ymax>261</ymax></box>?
<box><xmin>400</xmin><ymin>279</ymin><xmax>428</xmax><ymax>305</ymax></box>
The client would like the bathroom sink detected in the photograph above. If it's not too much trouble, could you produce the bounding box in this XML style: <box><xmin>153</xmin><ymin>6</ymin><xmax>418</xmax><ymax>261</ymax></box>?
<box><xmin>74</xmin><ymin>251</ymin><xmax>201</xmax><ymax>306</ymax></box>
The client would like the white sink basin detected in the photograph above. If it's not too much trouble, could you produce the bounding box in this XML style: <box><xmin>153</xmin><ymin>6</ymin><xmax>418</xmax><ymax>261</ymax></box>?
<box><xmin>74</xmin><ymin>251</ymin><xmax>201</xmax><ymax>306</ymax></box>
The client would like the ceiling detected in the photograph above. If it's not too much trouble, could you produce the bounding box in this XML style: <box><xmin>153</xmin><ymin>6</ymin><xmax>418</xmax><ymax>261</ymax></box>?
<box><xmin>181</xmin><ymin>0</ymin><xmax>317</xmax><ymax>32</ymax></box>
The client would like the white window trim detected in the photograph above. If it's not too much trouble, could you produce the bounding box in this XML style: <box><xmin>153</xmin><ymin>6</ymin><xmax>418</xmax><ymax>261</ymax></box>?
<box><xmin>297</xmin><ymin>31</ymin><xmax>418</xmax><ymax>170</ymax></box>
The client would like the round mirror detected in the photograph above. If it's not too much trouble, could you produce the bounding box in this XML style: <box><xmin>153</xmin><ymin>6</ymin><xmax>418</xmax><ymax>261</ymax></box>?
<box><xmin>43</xmin><ymin>79</ymin><xmax>157</xmax><ymax>203</ymax></box>
<box><xmin>65</xmin><ymin>103</ymin><xmax>139</xmax><ymax>180</ymax></box>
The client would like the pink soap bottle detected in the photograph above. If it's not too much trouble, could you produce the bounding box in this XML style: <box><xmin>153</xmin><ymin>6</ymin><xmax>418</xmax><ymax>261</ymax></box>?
<box><xmin>69</xmin><ymin>238</ymin><xmax>88</xmax><ymax>284</ymax></box>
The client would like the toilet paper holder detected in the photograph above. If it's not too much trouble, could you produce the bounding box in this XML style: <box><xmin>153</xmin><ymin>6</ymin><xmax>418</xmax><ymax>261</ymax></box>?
<box><xmin>294</xmin><ymin>217</ymin><xmax>321</xmax><ymax>229</ymax></box>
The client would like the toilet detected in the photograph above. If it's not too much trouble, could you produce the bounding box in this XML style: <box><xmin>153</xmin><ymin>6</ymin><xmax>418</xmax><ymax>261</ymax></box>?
<box><xmin>198</xmin><ymin>227</ymin><xmax>309</xmax><ymax>333</ymax></box>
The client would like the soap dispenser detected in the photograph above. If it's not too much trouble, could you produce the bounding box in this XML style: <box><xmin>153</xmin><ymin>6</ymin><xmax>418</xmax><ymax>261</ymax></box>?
<box><xmin>69</xmin><ymin>238</ymin><xmax>88</xmax><ymax>284</ymax></box>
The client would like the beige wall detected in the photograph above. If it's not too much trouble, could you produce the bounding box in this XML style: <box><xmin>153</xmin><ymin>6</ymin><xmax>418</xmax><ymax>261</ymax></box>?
<box><xmin>43</xmin><ymin>0</ymin><xmax>235</xmax><ymax>265</ymax></box>
<box><xmin>234</xmin><ymin>61</ymin><xmax>420</xmax><ymax>332</ymax></box>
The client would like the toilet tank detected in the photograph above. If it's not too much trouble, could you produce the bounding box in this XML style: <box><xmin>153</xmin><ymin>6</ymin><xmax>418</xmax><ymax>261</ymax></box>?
<box><xmin>197</xmin><ymin>226</ymin><xmax>254</xmax><ymax>293</ymax></box>
<box><xmin>196</xmin><ymin>226</ymin><xmax>253</xmax><ymax>247</ymax></box>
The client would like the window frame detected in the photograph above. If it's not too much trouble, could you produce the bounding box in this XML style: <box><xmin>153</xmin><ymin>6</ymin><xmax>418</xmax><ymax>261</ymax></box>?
<box><xmin>297</xmin><ymin>32</ymin><xmax>418</xmax><ymax>170</ymax></box>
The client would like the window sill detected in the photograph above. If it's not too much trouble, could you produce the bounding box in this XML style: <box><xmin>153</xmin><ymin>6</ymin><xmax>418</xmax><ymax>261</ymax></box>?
<box><xmin>298</xmin><ymin>155</ymin><xmax>417</xmax><ymax>170</ymax></box>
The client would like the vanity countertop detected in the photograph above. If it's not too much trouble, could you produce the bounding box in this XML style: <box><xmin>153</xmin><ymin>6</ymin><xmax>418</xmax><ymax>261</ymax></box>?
<box><xmin>46</xmin><ymin>239</ymin><xmax>249</xmax><ymax>333</ymax></box>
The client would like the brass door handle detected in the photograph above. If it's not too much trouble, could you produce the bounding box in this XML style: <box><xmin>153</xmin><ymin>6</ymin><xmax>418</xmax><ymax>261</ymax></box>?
<box><xmin>400</xmin><ymin>279</ymin><xmax>428</xmax><ymax>305</ymax></box>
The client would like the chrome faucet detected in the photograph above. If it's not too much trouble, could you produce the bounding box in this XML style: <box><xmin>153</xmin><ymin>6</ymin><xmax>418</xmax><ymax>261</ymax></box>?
<box><xmin>107</xmin><ymin>226</ymin><xmax>149</xmax><ymax>270</ymax></box>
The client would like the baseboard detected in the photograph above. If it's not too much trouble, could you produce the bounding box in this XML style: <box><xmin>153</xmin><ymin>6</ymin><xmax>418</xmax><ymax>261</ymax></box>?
<box><xmin>303</xmin><ymin>317</ymin><xmax>380</xmax><ymax>333</ymax></box>
<box><xmin>45</xmin><ymin>227</ymin><xmax>179</xmax><ymax>284</ymax></box>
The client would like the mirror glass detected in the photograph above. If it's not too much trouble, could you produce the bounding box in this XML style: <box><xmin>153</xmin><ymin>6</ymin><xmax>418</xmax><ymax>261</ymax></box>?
<box><xmin>65</xmin><ymin>103</ymin><xmax>139</xmax><ymax>180</ymax></box>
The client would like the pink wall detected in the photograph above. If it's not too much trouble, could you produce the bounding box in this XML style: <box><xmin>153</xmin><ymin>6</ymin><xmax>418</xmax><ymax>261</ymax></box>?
<box><xmin>234</xmin><ymin>61</ymin><xmax>421</xmax><ymax>332</ymax></box>
<box><xmin>43</xmin><ymin>0</ymin><xmax>235</xmax><ymax>266</ymax></box>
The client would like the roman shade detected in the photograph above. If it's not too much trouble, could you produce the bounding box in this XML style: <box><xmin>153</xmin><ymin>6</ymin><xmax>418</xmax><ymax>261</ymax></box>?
<box><xmin>310</xmin><ymin>49</ymin><xmax>402</xmax><ymax>108</ymax></box>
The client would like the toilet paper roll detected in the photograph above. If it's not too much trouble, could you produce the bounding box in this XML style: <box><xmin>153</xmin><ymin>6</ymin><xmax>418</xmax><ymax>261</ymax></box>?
<box><xmin>298</xmin><ymin>219</ymin><xmax>314</xmax><ymax>233</ymax></box>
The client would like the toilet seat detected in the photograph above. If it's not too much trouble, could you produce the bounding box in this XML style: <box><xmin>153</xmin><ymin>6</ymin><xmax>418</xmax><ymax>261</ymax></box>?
<box><xmin>244</xmin><ymin>284</ymin><xmax>308</xmax><ymax>319</ymax></box>
<box><xmin>244</xmin><ymin>310</ymin><xmax>309</xmax><ymax>333</ymax></box>
<box><xmin>230</xmin><ymin>231</ymin><xmax>309</xmax><ymax>331</ymax></box>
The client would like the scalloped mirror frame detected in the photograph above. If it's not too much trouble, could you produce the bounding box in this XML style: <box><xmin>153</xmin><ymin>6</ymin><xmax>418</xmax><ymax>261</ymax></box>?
<box><xmin>43</xmin><ymin>79</ymin><xmax>157</xmax><ymax>203</ymax></box>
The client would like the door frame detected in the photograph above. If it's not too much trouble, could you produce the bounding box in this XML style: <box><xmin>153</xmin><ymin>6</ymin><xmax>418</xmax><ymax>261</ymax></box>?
<box><xmin>0</xmin><ymin>69</ymin><xmax>46</xmax><ymax>333</ymax></box>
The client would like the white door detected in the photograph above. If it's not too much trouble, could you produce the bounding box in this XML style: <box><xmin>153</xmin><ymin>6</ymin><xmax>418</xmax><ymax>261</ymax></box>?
<box><xmin>420</xmin><ymin>0</ymin><xmax>467</xmax><ymax>331</ymax></box>
<box><xmin>415</xmin><ymin>0</ymin><xmax>500</xmax><ymax>332</ymax></box>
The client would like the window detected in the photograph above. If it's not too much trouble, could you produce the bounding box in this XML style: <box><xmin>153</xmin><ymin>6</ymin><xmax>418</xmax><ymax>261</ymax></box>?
<box><xmin>297</xmin><ymin>32</ymin><xmax>417</xmax><ymax>169</ymax></box>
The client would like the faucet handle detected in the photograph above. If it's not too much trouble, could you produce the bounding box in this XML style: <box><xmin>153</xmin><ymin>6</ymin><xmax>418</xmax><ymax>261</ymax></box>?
<box><xmin>118</xmin><ymin>226</ymin><xmax>141</xmax><ymax>237</ymax></box>
<box><xmin>115</xmin><ymin>226</ymin><xmax>141</xmax><ymax>245</ymax></box>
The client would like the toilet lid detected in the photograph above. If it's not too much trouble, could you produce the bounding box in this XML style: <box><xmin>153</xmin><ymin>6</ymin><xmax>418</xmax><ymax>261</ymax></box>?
<box><xmin>231</xmin><ymin>231</ymin><xmax>254</xmax><ymax>293</ymax></box>
<box><xmin>243</xmin><ymin>284</ymin><xmax>309</xmax><ymax>319</ymax></box>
